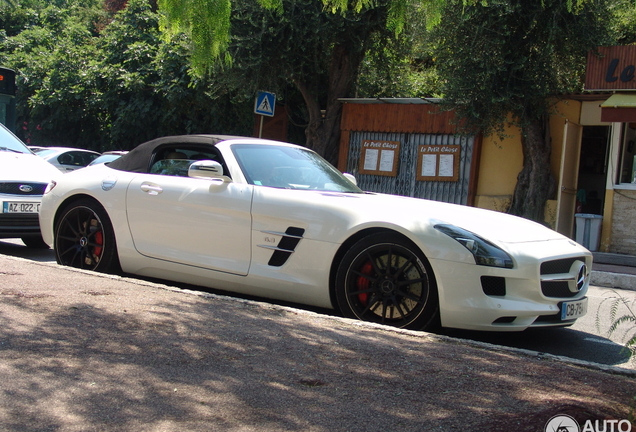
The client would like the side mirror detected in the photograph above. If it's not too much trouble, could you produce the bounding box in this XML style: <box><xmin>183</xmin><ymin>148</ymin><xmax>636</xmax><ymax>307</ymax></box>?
<box><xmin>343</xmin><ymin>172</ymin><xmax>357</xmax><ymax>186</ymax></box>
<box><xmin>188</xmin><ymin>160</ymin><xmax>231</xmax><ymax>182</ymax></box>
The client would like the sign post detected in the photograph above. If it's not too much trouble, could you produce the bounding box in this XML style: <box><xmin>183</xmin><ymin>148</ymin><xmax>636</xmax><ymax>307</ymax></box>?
<box><xmin>254</xmin><ymin>91</ymin><xmax>276</xmax><ymax>138</ymax></box>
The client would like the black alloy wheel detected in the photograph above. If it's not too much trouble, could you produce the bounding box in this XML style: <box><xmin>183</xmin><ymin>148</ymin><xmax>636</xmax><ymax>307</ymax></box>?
<box><xmin>335</xmin><ymin>232</ymin><xmax>439</xmax><ymax>330</ymax></box>
<box><xmin>54</xmin><ymin>199</ymin><xmax>120</xmax><ymax>273</ymax></box>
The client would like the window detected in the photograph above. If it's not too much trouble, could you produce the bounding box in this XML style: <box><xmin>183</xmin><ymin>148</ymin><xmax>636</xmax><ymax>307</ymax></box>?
<box><xmin>150</xmin><ymin>146</ymin><xmax>222</xmax><ymax>177</ymax></box>
<box><xmin>619</xmin><ymin>123</ymin><xmax>636</xmax><ymax>184</ymax></box>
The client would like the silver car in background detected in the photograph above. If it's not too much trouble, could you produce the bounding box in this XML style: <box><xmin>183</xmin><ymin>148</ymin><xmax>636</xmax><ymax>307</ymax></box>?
<box><xmin>0</xmin><ymin>124</ymin><xmax>59</xmax><ymax>247</ymax></box>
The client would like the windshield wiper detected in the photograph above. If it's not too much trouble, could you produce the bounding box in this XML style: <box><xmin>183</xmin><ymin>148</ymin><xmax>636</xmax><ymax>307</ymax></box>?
<box><xmin>0</xmin><ymin>146</ymin><xmax>23</xmax><ymax>154</ymax></box>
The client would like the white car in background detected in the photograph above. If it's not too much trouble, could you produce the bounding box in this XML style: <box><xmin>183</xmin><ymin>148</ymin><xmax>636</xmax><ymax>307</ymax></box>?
<box><xmin>39</xmin><ymin>135</ymin><xmax>592</xmax><ymax>331</ymax></box>
<box><xmin>33</xmin><ymin>146</ymin><xmax>101</xmax><ymax>172</ymax></box>
<box><xmin>88</xmin><ymin>151</ymin><xmax>128</xmax><ymax>166</ymax></box>
<box><xmin>0</xmin><ymin>124</ymin><xmax>60</xmax><ymax>248</ymax></box>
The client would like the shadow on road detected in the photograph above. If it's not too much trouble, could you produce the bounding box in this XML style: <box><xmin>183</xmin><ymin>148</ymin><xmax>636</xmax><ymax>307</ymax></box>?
<box><xmin>0</xmin><ymin>239</ymin><xmax>632</xmax><ymax>371</ymax></box>
<box><xmin>439</xmin><ymin>327</ymin><xmax>632</xmax><ymax>368</ymax></box>
<box><xmin>0</xmin><ymin>239</ymin><xmax>55</xmax><ymax>262</ymax></box>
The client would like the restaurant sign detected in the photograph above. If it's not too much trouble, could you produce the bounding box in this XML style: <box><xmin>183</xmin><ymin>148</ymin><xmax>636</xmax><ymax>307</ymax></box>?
<box><xmin>585</xmin><ymin>46</ymin><xmax>636</xmax><ymax>91</ymax></box>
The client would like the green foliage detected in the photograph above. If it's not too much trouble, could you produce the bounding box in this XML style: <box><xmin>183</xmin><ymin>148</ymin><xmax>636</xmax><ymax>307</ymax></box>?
<box><xmin>357</xmin><ymin>1</ymin><xmax>442</xmax><ymax>97</ymax></box>
<box><xmin>0</xmin><ymin>0</ymin><xmax>252</xmax><ymax>150</ymax></box>
<box><xmin>596</xmin><ymin>290</ymin><xmax>636</xmax><ymax>362</ymax></box>
<box><xmin>433</xmin><ymin>0</ymin><xmax>614</xmax><ymax>136</ymax></box>
<box><xmin>157</xmin><ymin>0</ymin><xmax>231</xmax><ymax>74</ymax></box>
<box><xmin>157</xmin><ymin>0</ymin><xmax>446</xmax><ymax>76</ymax></box>
<box><xmin>611</xmin><ymin>0</ymin><xmax>636</xmax><ymax>44</ymax></box>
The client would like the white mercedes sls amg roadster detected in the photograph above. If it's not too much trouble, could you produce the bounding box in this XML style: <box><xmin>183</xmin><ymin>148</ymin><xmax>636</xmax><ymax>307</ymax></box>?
<box><xmin>39</xmin><ymin>135</ymin><xmax>592</xmax><ymax>331</ymax></box>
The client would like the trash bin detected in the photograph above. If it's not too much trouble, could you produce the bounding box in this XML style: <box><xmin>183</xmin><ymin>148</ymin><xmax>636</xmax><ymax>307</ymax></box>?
<box><xmin>575</xmin><ymin>213</ymin><xmax>603</xmax><ymax>251</ymax></box>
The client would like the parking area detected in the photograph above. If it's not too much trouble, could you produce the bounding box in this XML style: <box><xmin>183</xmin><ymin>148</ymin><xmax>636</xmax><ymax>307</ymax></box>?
<box><xmin>0</xmin><ymin>254</ymin><xmax>634</xmax><ymax>431</ymax></box>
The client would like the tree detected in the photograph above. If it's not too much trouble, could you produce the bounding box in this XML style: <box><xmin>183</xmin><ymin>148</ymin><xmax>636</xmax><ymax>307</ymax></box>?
<box><xmin>0</xmin><ymin>1</ymin><xmax>108</xmax><ymax>147</ymax></box>
<box><xmin>158</xmin><ymin>0</ymin><xmax>436</xmax><ymax>163</ymax></box>
<box><xmin>433</xmin><ymin>0</ymin><xmax>614</xmax><ymax>223</ymax></box>
<box><xmin>0</xmin><ymin>0</ymin><xmax>253</xmax><ymax>149</ymax></box>
<box><xmin>611</xmin><ymin>0</ymin><xmax>636</xmax><ymax>44</ymax></box>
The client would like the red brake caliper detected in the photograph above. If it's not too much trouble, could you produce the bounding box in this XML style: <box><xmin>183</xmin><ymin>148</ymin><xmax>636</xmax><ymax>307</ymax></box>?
<box><xmin>356</xmin><ymin>261</ymin><xmax>374</xmax><ymax>305</ymax></box>
<box><xmin>93</xmin><ymin>230</ymin><xmax>103</xmax><ymax>258</ymax></box>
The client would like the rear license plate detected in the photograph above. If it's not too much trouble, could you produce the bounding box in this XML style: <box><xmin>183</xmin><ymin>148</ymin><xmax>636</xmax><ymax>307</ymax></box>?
<box><xmin>2</xmin><ymin>201</ymin><xmax>40</xmax><ymax>214</ymax></box>
<box><xmin>560</xmin><ymin>297</ymin><xmax>588</xmax><ymax>320</ymax></box>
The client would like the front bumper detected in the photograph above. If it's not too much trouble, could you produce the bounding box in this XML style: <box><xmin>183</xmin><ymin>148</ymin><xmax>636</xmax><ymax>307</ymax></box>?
<box><xmin>0</xmin><ymin>213</ymin><xmax>41</xmax><ymax>237</ymax></box>
<box><xmin>431</xmin><ymin>238</ymin><xmax>592</xmax><ymax>332</ymax></box>
<box><xmin>0</xmin><ymin>197</ymin><xmax>43</xmax><ymax>238</ymax></box>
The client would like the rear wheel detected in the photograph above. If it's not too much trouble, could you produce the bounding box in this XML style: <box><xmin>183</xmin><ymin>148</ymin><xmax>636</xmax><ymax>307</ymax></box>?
<box><xmin>54</xmin><ymin>199</ymin><xmax>120</xmax><ymax>273</ymax></box>
<box><xmin>335</xmin><ymin>232</ymin><xmax>439</xmax><ymax>330</ymax></box>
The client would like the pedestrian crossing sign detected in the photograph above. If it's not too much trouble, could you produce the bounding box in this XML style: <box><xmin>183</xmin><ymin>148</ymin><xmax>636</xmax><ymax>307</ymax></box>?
<box><xmin>254</xmin><ymin>91</ymin><xmax>276</xmax><ymax>117</ymax></box>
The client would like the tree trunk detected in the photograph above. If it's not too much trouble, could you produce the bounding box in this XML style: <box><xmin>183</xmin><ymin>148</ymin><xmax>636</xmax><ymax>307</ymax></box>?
<box><xmin>508</xmin><ymin>115</ymin><xmax>556</xmax><ymax>224</ymax></box>
<box><xmin>297</xmin><ymin>43</ymin><xmax>363</xmax><ymax>165</ymax></box>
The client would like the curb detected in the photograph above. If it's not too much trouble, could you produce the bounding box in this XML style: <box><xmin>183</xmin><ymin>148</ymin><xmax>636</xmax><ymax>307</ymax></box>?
<box><xmin>591</xmin><ymin>270</ymin><xmax>636</xmax><ymax>291</ymax></box>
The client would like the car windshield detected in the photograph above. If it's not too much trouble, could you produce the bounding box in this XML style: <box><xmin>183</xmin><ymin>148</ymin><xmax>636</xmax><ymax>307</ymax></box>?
<box><xmin>0</xmin><ymin>124</ymin><xmax>31</xmax><ymax>154</ymax></box>
<box><xmin>232</xmin><ymin>144</ymin><xmax>362</xmax><ymax>193</ymax></box>
<box><xmin>32</xmin><ymin>148</ymin><xmax>59</xmax><ymax>157</ymax></box>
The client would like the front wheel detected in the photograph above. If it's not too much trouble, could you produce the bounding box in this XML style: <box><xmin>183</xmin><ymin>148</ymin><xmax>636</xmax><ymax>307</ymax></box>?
<box><xmin>54</xmin><ymin>199</ymin><xmax>120</xmax><ymax>273</ymax></box>
<box><xmin>335</xmin><ymin>232</ymin><xmax>439</xmax><ymax>331</ymax></box>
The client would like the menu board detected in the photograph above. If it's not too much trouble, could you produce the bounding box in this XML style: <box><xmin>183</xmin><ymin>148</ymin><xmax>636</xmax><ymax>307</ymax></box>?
<box><xmin>416</xmin><ymin>145</ymin><xmax>460</xmax><ymax>182</ymax></box>
<box><xmin>359</xmin><ymin>140</ymin><xmax>400</xmax><ymax>177</ymax></box>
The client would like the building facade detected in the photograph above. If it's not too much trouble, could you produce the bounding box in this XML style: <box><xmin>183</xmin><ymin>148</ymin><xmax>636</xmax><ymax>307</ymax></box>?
<box><xmin>337</xmin><ymin>47</ymin><xmax>636</xmax><ymax>256</ymax></box>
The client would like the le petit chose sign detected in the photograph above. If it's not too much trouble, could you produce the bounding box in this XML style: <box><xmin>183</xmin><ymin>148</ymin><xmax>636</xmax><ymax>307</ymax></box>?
<box><xmin>416</xmin><ymin>145</ymin><xmax>460</xmax><ymax>182</ymax></box>
<box><xmin>586</xmin><ymin>46</ymin><xmax>636</xmax><ymax>91</ymax></box>
<box><xmin>359</xmin><ymin>140</ymin><xmax>400</xmax><ymax>177</ymax></box>
<box><xmin>358</xmin><ymin>140</ymin><xmax>461</xmax><ymax>182</ymax></box>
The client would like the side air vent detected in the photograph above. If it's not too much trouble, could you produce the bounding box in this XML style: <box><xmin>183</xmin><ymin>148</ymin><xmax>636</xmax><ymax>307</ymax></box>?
<box><xmin>259</xmin><ymin>227</ymin><xmax>305</xmax><ymax>267</ymax></box>
<box><xmin>481</xmin><ymin>276</ymin><xmax>506</xmax><ymax>296</ymax></box>
<box><xmin>492</xmin><ymin>316</ymin><xmax>516</xmax><ymax>324</ymax></box>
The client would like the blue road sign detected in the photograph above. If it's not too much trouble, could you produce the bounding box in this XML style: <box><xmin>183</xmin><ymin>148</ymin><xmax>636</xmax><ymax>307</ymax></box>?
<box><xmin>254</xmin><ymin>91</ymin><xmax>276</xmax><ymax>117</ymax></box>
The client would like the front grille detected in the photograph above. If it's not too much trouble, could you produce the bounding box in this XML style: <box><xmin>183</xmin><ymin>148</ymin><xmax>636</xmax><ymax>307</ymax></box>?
<box><xmin>0</xmin><ymin>182</ymin><xmax>47</xmax><ymax>196</ymax></box>
<box><xmin>540</xmin><ymin>258</ymin><xmax>580</xmax><ymax>275</ymax></box>
<box><xmin>540</xmin><ymin>256</ymin><xmax>588</xmax><ymax>298</ymax></box>
<box><xmin>541</xmin><ymin>281</ymin><xmax>576</xmax><ymax>298</ymax></box>
<box><xmin>0</xmin><ymin>213</ymin><xmax>40</xmax><ymax>234</ymax></box>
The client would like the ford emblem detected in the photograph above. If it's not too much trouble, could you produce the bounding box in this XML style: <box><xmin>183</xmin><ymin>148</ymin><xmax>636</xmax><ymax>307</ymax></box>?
<box><xmin>19</xmin><ymin>184</ymin><xmax>33</xmax><ymax>193</ymax></box>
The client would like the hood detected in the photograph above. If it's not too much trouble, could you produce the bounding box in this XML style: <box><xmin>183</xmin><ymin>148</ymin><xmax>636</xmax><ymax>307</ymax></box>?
<box><xmin>0</xmin><ymin>151</ymin><xmax>60</xmax><ymax>183</ymax></box>
<box><xmin>357</xmin><ymin>193</ymin><xmax>565</xmax><ymax>244</ymax></box>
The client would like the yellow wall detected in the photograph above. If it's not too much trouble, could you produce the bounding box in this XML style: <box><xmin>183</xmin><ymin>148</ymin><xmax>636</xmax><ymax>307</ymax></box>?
<box><xmin>474</xmin><ymin>120</ymin><xmax>523</xmax><ymax>213</ymax></box>
<box><xmin>474</xmin><ymin>100</ymin><xmax>582</xmax><ymax>227</ymax></box>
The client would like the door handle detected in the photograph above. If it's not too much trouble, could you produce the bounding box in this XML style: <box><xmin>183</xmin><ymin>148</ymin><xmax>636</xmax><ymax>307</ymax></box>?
<box><xmin>140</xmin><ymin>183</ymin><xmax>163</xmax><ymax>195</ymax></box>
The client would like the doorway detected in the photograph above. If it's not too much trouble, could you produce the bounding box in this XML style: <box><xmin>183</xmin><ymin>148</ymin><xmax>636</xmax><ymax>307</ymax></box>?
<box><xmin>576</xmin><ymin>126</ymin><xmax>610</xmax><ymax>216</ymax></box>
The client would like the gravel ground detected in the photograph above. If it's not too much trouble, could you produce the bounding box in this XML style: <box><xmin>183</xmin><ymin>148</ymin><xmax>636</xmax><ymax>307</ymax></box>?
<box><xmin>0</xmin><ymin>254</ymin><xmax>634</xmax><ymax>432</ymax></box>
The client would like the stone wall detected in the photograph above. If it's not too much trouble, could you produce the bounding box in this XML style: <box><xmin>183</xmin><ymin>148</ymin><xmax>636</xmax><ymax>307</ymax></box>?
<box><xmin>610</xmin><ymin>189</ymin><xmax>636</xmax><ymax>255</ymax></box>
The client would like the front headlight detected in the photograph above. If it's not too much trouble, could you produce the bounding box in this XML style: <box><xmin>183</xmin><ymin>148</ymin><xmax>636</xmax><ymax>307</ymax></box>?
<box><xmin>43</xmin><ymin>180</ymin><xmax>57</xmax><ymax>195</ymax></box>
<box><xmin>434</xmin><ymin>224</ymin><xmax>514</xmax><ymax>268</ymax></box>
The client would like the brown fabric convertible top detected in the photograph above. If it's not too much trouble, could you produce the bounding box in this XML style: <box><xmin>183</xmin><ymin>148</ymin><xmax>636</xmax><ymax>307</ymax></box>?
<box><xmin>107</xmin><ymin>135</ymin><xmax>240</xmax><ymax>173</ymax></box>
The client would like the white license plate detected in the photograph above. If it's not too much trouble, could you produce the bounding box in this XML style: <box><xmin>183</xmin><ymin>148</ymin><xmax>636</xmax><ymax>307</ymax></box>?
<box><xmin>2</xmin><ymin>201</ymin><xmax>40</xmax><ymax>214</ymax></box>
<box><xmin>560</xmin><ymin>298</ymin><xmax>588</xmax><ymax>320</ymax></box>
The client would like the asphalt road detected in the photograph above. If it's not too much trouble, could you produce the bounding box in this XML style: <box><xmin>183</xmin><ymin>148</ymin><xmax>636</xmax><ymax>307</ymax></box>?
<box><xmin>1</xmin><ymin>238</ymin><xmax>634</xmax><ymax>372</ymax></box>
